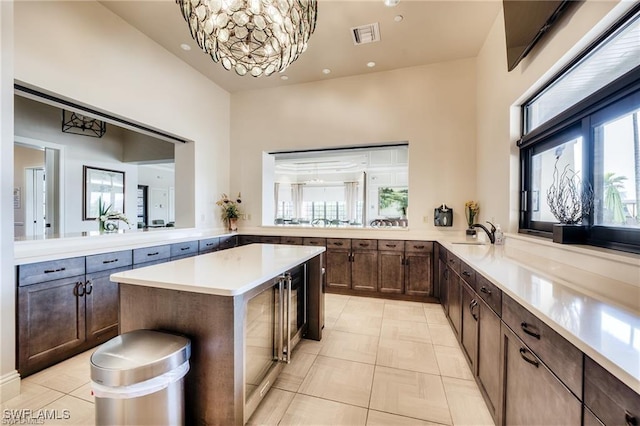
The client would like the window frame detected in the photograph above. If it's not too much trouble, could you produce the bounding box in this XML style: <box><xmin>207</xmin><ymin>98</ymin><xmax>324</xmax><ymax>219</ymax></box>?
<box><xmin>519</xmin><ymin>6</ymin><xmax>640</xmax><ymax>254</ymax></box>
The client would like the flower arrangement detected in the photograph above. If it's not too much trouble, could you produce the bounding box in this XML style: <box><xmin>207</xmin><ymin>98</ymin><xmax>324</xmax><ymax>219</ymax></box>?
<box><xmin>216</xmin><ymin>193</ymin><xmax>242</xmax><ymax>230</ymax></box>
<box><xmin>465</xmin><ymin>200</ymin><xmax>479</xmax><ymax>228</ymax></box>
<box><xmin>97</xmin><ymin>197</ymin><xmax>130</xmax><ymax>232</ymax></box>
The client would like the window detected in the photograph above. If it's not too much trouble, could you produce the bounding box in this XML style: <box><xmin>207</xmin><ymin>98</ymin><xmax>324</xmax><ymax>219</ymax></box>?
<box><xmin>520</xmin><ymin>6</ymin><xmax>640</xmax><ymax>253</ymax></box>
<box><xmin>267</xmin><ymin>144</ymin><xmax>408</xmax><ymax>227</ymax></box>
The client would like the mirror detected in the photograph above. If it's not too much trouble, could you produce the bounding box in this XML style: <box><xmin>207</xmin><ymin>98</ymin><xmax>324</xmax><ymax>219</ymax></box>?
<box><xmin>14</xmin><ymin>94</ymin><xmax>178</xmax><ymax>239</ymax></box>
<box><xmin>83</xmin><ymin>166</ymin><xmax>125</xmax><ymax>220</ymax></box>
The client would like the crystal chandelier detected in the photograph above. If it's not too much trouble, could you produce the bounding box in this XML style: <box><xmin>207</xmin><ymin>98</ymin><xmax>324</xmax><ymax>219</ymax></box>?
<box><xmin>176</xmin><ymin>0</ymin><xmax>317</xmax><ymax>77</ymax></box>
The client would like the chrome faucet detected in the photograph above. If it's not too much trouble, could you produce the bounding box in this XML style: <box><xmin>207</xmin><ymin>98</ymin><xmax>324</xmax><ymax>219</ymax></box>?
<box><xmin>471</xmin><ymin>221</ymin><xmax>497</xmax><ymax>244</ymax></box>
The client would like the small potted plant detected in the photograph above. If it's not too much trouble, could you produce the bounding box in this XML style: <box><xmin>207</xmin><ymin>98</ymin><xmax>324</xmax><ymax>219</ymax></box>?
<box><xmin>465</xmin><ymin>200</ymin><xmax>479</xmax><ymax>237</ymax></box>
<box><xmin>547</xmin><ymin>158</ymin><xmax>593</xmax><ymax>243</ymax></box>
<box><xmin>97</xmin><ymin>197</ymin><xmax>130</xmax><ymax>233</ymax></box>
<box><xmin>216</xmin><ymin>193</ymin><xmax>242</xmax><ymax>231</ymax></box>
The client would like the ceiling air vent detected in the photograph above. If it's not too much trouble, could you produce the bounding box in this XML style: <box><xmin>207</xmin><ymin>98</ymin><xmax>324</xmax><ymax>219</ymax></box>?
<box><xmin>351</xmin><ymin>23</ymin><xmax>381</xmax><ymax>46</ymax></box>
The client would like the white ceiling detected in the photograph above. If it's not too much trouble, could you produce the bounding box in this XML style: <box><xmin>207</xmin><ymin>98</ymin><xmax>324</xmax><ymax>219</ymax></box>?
<box><xmin>101</xmin><ymin>0</ymin><xmax>501</xmax><ymax>93</ymax></box>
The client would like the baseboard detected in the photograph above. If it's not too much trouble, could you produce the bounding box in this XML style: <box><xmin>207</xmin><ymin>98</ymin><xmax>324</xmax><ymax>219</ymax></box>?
<box><xmin>0</xmin><ymin>370</ymin><xmax>21</xmax><ymax>403</ymax></box>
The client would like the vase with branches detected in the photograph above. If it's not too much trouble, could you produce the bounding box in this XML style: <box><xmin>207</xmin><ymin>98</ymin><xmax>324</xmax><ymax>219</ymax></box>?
<box><xmin>216</xmin><ymin>193</ymin><xmax>242</xmax><ymax>231</ymax></box>
<box><xmin>547</xmin><ymin>157</ymin><xmax>593</xmax><ymax>243</ymax></box>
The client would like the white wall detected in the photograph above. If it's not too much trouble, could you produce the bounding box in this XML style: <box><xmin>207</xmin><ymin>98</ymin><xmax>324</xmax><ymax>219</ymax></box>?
<box><xmin>475</xmin><ymin>0</ymin><xmax>630</xmax><ymax>232</ymax></box>
<box><xmin>0</xmin><ymin>0</ymin><xmax>18</xmax><ymax>403</ymax></box>
<box><xmin>231</xmin><ymin>59</ymin><xmax>478</xmax><ymax>232</ymax></box>
<box><xmin>3</xmin><ymin>0</ymin><xmax>231</xmax><ymax>393</ymax></box>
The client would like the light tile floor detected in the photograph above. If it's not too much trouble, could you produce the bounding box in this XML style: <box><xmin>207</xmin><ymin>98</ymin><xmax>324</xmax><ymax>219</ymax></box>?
<box><xmin>1</xmin><ymin>294</ymin><xmax>494</xmax><ymax>426</ymax></box>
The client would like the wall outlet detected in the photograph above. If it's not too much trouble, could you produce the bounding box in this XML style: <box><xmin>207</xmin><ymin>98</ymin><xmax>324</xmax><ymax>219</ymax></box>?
<box><xmin>423</xmin><ymin>215</ymin><xmax>429</xmax><ymax>223</ymax></box>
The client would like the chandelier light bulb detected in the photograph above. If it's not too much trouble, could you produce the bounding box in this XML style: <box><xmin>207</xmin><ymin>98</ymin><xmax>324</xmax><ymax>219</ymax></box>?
<box><xmin>177</xmin><ymin>0</ymin><xmax>318</xmax><ymax>77</ymax></box>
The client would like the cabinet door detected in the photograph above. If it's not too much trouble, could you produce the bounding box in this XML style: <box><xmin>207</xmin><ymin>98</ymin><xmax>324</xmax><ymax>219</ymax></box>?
<box><xmin>477</xmin><ymin>299</ymin><xmax>502</xmax><ymax>424</ymax></box>
<box><xmin>18</xmin><ymin>276</ymin><xmax>86</xmax><ymax>376</ymax></box>
<box><xmin>352</xmin><ymin>251</ymin><xmax>378</xmax><ymax>292</ymax></box>
<box><xmin>461</xmin><ymin>283</ymin><xmax>478</xmax><ymax>372</ymax></box>
<box><xmin>438</xmin><ymin>259</ymin><xmax>448</xmax><ymax>312</ymax></box>
<box><xmin>326</xmin><ymin>249</ymin><xmax>351</xmax><ymax>289</ymax></box>
<box><xmin>501</xmin><ymin>324</ymin><xmax>582</xmax><ymax>426</ymax></box>
<box><xmin>378</xmin><ymin>251</ymin><xmax>404</xmax><ymax>294</ymax></box>
<box><xmin>405</xmin><ymin>253</ymin><xmax>432</xmax><ymax>296</ymax></box>
<box><xmin>447</xmin><ymin>270</ymin><xmax>462</xmax><ymax>337</ymax></box>
<box><xmin>85</xmin><ymin>265</ymin><xmax>131</xmax><ymax>345</ymax></box>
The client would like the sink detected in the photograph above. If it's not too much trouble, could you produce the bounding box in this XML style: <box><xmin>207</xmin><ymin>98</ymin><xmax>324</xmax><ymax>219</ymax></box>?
<box><xmin>451</xmin><ymin>241</ymin><xmax>488</xmax><ymax>245</ymax></box>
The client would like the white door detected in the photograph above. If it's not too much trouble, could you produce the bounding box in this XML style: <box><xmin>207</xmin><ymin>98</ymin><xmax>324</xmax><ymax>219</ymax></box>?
<box><xmin>149</xmin><ymin>188</ymin><xmax>168</xmax><ymax>225</ymax></box>
<box><xmin>25</xmin><ymin>168</ymin><xmax>46</xmax><ymax>237</ymax></box>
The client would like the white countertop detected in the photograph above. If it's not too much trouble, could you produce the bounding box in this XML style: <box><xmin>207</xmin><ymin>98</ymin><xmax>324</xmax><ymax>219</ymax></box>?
<box><xmin>110</xmin><ymin>243</ymin><xmax>325</xmax><ymax>296</ymax></box>
<box><xmin>441</xmin><ymin>241</ymin><xmax>640</xmax><ymax>394</ymax></box>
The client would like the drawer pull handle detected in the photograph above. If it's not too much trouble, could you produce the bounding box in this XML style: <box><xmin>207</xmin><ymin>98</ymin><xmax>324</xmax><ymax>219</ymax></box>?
<box><xmin>44</xmin><ymin>267</ymin><xmax>66</xmax><ymax>274</ymax></box>
<box><xmin>625</xmin><ymin>411</ymin><xmax>637</xmax><ymax>426</ymax></box>
<box><xmin>206</xmin><ymin>243</ymin><xmax>214</xmax><ymax>247</ymax></box>
<box><xmin>180</xmin><ymin>247</ymin><xmax>190</xmax><ymax>251</ymax></box>
<box><xmin>521</xmin><ymin>322</ymin><xmax>541</xmax><ymax>339</ymax></box>
<box><xmin>334</xmin><ymin>242</ymin><xmax>343</xmax><ymax>246</ymax></box>
<box><xmin>147</xmin><ymin>252</ymin><xmax>159</xmax><ymax>256</ymax></box>
<box><xmin>85</xmin><ymin>280</ymin><xmax>93</xmax><ymax>295</ymax></box>
<box><xmin>519</xmin><ymin>347</ymin><xmax>539</xmax><ymax>367</ymax></box>
<box><xmin>415</xmin><ymin>245</ymin><xmax>425</xmax><ymax>249</ymax></box>
<box><xmin>73</xmin><ymin>281</ymin><xmax>85</xmax><ymax>297</ymax></box>
<box><xmin>480</xmin><ymin>286</ymin><xmax>491</xmax><ymax>295</ymax></box>
<box><xmin>469</xmin><ymin>300</ymin><xmax>478</xmax><ymax>321</ymax></box>
<box><xmin>102</xmin><ymin>258</ymin><xmax>119</xmax><ymax>264</ymax></box>
<box><xmin>386</xmin><ymin>244</ymin><xmax>397</xmax><ymax>248</ymax></box>
<box><xmin>449</xmin><ymin>259</ymin><xmax>455</xmax><ymax>263</ymax></box>
<box><xmin>359</xmin><ymin>243</ymin><xmax>368</xmax><ymax>247</ymax></box>
<box><xmin>462</xmin><ymin>271</ymin><xmax>471</xmax><ymax>277</ymax></box>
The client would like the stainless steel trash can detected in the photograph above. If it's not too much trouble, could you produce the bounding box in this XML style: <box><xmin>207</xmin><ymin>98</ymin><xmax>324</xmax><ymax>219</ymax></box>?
<box><xmin>90</xmin><ymin>330</ymin><xmax>191</xmax><ymax>426</ymax></box>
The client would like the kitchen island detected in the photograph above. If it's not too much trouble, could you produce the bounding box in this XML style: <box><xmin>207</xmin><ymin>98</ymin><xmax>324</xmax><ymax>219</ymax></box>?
<box><xmin>110</xmin><ymin>243</ymin><xmax>325</xmax><ymax>426</ymax></box>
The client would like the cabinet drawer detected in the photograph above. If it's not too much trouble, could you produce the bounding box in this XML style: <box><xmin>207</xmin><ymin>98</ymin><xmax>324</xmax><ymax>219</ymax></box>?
<box><xmin>18</xmin><ymin>257</ymin><xmax>85</xmax><ymax>286</ymax></box>
<box><xmin>459</xmin><ymin>261</ymin><xmax>476</xmax><ymax>289</ymax></box>
<box><xmin>502</xmin><ymin>294</ymin><xmax>583</xmax><ymax>397</ymax></box>
<box><xmin>133</xmin><ymin>245</ymin><xmax>170</xmax><ymax>264</ymax></box>
<box><xmin>446</xmin><ymin>252</ymin><xmax>461</xmax><ymax>274</ymax></box>
<box><xmin>86</xmin><ymin>250</ymin><xmax>132</xmax><ymax>273</ymax></box>
<box><xmin>170</xmin><ymin>241</ymin><xmax>199</xmax><ymax>258</ymax></box>
<box><xmin>219</xmin><ymin>235</ymin><xmax>238</xmax><ymax>250</ymax></box>
<box><xmin>303</xmin><ymin>237</ymin><xmax>326</xmax><ymax>247</ymax></box>
<box><xmin>259</xmin><ymin>236</ymin><xmax>281</xmax><ymax>244</ymax></box>
<box><xmin>476</xmin><ymin>274</ymin><xmax>502</xmax><ymax>316</ymax></box>
<box><xmin>326</xmin><ymin>238</ymin><xmax>351</xmax><ymax>249</ymax></box>
<box><xmin>405</xmin><ymin>241</ymin><xmax>433</xmax><ymax>253</ymax></box>
<box><xmin>239</xmin><ymin>235</ymin><xmax>261</xmax><ymax>245</ymax></box>
<box><xmin>352</xmin><ymin>239</ymin><xmax>376</xmax><ymax>251</ymax></box>
<box><xmin>199</xmin><ymin>238</ymin><xmax>220</xmax><ymax>253</ymax></box>
<box><xmin>378</xmin><ymin>240</ymin><xmax>404</xmax><ymax>252</ymax></box>
<box><xmin>584</xmin><ymin>356</ymin><xmax>640</xmax><ymax>426</ymax></box>
<box><xmin>280</xmin><ymin>236</ymin><xmax>303</xmax><ymax>245</ymax></box>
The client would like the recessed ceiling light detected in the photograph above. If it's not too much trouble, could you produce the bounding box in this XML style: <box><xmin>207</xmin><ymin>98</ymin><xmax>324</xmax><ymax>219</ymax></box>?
<box><xmin>322</xmin><ymin>68</ymin><xmax>331</xmax><ymax>75</ymax></box>
<box><xmin>280</xmin><ymin>75</ymin><xmax>289</xmax><ymax>80</ymax></box>
<box><xmin>384</xmin><ymin>0</ymin><xmax>400</xmax><ymax>7</ymax></box>
<box><xmin>394</xmin><ymin>15</ymin><xmax>404</xmax><ymax>22</ymax></box>
<box><xmin>367</xmin><ymin>62</ymin><xmax>376</xmax><ymax>68</ymax></box>
<box><xmin>180</xmin><ymin>43</ymin><xmax>191</xmax><ymax>51</ymax></box>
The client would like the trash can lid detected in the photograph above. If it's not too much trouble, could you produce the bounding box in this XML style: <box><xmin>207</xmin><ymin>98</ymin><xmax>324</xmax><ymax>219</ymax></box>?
<box><xmin>90</xmin><ymin>330</ymin><xmax>191</xmax><ymax>387</ymax></box>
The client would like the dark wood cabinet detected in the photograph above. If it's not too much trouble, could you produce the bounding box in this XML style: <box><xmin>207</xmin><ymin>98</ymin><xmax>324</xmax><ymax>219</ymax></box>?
<box><xmin>326</xmin><ymin>247</ymin><xmax>351</xmax><ymax>290</ymax></box>
<box><xmin>584</xmin><ymin>355</ymin><xmax>640</xmax><ymax>426</ymax></box>
<box><xmin>461</xmin><ymin>282</ymin><xmax>478</xmax><ymax>371</ymax></box>
<box><xmin>447</xmin><ymin>269</ymin><xmax>462</xmax><ymax>336</ymax></box>
<box><xmin>501</xmin><ymin>323</ymin><xmax>582</xmax><ymax>425</ymax></box>
<box><xmin>405</xmin><ymin>252</ymin><xmax>432</xmax><ymax>296</ymax></box>
<box><xmin>438</xmin><ymin>258</ymin><xmax>448</xmax><ymax>312</ymax></box>
<box><xmin>85</xmin><ymin>265</ymin><xmax>130</xmax><ymax>344</ymax></box>
<box><xmin>352</xmin><ymin>250</ymin><xmax>378</xmax><ymax>292</ymax></box>
<box><xmin>18</xmin><ymin>275</ymin><xmax>86</xmax><ymax>376</ymax></box>
<box><xmin>378</xmin><ymin>251</ymin><xmax>404</xmax><ymax>293</ymax></box>
<box><xmin>477</xmin><ymin>298</ymin><xmax>502</xmax><ymax>424</ymax></box>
